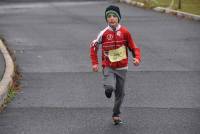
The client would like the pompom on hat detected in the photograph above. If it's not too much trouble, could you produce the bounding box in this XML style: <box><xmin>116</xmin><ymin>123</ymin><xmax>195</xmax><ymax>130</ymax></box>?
<box><xmin>105</xmin><ymin>5</ymin><xmax>121</xmax><ymax>22</ymax></box>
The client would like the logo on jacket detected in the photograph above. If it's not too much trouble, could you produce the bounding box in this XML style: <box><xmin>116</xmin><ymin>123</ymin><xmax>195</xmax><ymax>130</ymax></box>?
<box><xmin>107</xmin><ymin>34</ymin><xmax>113</xmax><ymax>41</ymax></box>
<box><xmin>116</xmin><ymin>31</ymin><xmax>121</xmax><ymax>37</ymax></box>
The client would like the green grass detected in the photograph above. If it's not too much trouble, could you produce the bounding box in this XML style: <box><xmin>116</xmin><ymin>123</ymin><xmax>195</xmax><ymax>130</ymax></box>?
<box><xmin>179</xmin><ymin>0</ymin><xmax>200</xmax><ymax>15</ymax></box>
<box><xmin>6</xmin><ymin>87</ymin><xmax>16</xmax><ymax>103</ymax></box>
<box><xmin>132</xmin><ymin>0</ymin><xmax>200</xmax><ymax>15</ymax></box>
<box><xmin>0</xmin><ymin>87</ymin><xmax>16</xmax><ymax>112</ymax></box>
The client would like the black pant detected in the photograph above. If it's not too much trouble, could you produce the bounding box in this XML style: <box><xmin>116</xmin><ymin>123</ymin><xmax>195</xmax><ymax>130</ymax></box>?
<box><xmin>103</xmin><ymin>67</ymin><xmax>127</xmax><ymax>116</ymax></box>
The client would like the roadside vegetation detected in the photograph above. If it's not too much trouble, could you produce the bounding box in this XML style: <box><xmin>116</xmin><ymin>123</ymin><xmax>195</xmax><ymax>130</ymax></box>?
<box><xmin>0</xmin><ymin>37</ymin><xmax>21</xmax><ymax>112</ymax></box>
<box><xmin>133</xmin><ymin>0</ymin><xmax>200</xmax><ymax>15</ymax></box>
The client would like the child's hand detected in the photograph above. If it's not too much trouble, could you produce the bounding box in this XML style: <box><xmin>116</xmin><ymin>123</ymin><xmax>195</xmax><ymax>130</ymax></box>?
<box><xmin>133</xmin><ymin>58</ymin><xmax>140</xmax><ymax>66</ymax></box>
<box><xmin>92</xmin><ymin>64</ymin><xmax>98</xmax><ymax>72</ymax></box>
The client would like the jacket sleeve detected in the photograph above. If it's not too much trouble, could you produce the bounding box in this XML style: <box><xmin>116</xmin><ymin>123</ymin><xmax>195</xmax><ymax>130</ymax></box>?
<box><xmin>90</xmin><ymin>32</ymin><xmax>102</xmax><ymax>66</ymax></box>
<box><xmin>90</xmin><ymin>41</ymin><xmax>99</xmax><ymax>65</ymax></box>
<box><xmin>126</xmin><ymin>31</ymin><xmax>141</xmax><ymax>62</ymax></box>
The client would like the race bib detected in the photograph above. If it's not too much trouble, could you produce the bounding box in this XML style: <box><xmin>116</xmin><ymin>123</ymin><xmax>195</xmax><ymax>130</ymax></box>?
<box><xmin>108</xmin><ymin>46</ymin><xmax>127</xmax><ymax>62</ymax></box>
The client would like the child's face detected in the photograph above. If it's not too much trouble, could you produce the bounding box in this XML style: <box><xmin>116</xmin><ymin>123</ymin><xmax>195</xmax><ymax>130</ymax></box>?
<box><xmin>106</xmin><ymin>13</ymin><xmax>119</xmax><ymax>28</ymax></box>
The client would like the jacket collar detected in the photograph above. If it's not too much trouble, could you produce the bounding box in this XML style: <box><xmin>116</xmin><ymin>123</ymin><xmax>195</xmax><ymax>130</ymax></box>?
<box><xmin>107</xmin><ymin>24</ymin><xmax>121</xmax><ymax>31</ymax></box>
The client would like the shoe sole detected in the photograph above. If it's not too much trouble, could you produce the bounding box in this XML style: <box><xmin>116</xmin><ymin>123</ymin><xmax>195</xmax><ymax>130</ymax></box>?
<box><xmin>112</xmin><ymin>120</ymin><xmax>124</xmax><ymax>125</ymax></box>
<box><xmin>105</xmin><ymin>90</ymin><xmax>112</xmax><ymax>98</ymax></box>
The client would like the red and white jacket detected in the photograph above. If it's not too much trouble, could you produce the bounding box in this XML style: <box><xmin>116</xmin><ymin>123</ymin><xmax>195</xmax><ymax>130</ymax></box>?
<box><xmin>90</xmin><ymin>24</ymin><xmax>141</xmax><ymax>69</ymax></box>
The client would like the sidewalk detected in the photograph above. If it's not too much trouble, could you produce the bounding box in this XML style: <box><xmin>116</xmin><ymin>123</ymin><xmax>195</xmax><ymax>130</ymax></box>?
<box><xmin>0</xmin><ymin>50</ymin><xmax>5</xmax><ymax>80</ymax></box>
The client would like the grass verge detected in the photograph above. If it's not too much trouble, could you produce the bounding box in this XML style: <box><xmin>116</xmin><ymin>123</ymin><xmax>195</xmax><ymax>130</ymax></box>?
<box><xmin>133</xmin><ymin>0</ymin><xmax>200</xmax><ymax>15</ymax></box>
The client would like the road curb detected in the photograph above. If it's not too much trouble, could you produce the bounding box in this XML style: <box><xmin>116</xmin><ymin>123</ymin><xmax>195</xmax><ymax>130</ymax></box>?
<box><xmin>120</xmin><ymin>0</ymin><xmax>200</xmax><ymax>21</ymax></box>
<box><xmin>154</xmin><ymin>7</ymin><xmax>200</xmax><ymax>21</ymax></box>
<box><xmin>0</xmin><ymin>39</ymin><xmax>14</xmax><ymax>107</ymax></box>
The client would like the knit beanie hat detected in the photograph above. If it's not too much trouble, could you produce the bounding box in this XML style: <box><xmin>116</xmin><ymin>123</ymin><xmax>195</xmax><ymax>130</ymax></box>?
<box><xmin>105</xmin><ymin>5</ymin><xmax>121</xmax><ymax>22</ymax></box>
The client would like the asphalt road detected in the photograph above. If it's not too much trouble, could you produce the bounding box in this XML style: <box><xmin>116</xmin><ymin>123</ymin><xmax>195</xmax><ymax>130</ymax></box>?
<box><xmin>0</xmin><ymin>1</ymin><xmax>200</xmax><ymax>134</ymax></box>
<box><xmin>0</xmin><ymin>0</ymin><xmax>106</xmax><ymax>4</ymax></box>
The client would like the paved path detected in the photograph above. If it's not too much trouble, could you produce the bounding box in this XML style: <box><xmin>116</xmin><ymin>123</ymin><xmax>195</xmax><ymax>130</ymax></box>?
<box><xmin>0</xmin><ymin>1</ymin><xmax>200</xmax><ymax>134</ymax></box>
